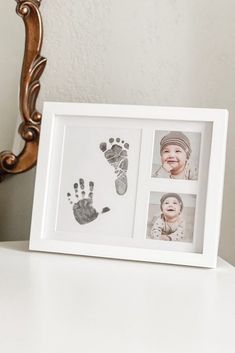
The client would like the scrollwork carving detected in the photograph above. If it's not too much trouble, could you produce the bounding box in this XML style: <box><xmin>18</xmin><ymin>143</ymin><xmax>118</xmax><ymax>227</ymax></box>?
<box><xmin>0</xmin><ymin>0</ymin><xmax>46</xmax><ymax>181</ymax></box>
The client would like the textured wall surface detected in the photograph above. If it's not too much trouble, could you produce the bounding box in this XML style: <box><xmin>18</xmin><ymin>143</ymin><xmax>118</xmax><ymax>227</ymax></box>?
<box><xmin>1</xmin><ymin>0</ymin><xmax>235</xmax><ymax>264</ymax></box>
<box><xmin>0</xmin><ymin>0</ymin><xmax>31</xmax><ymax>241</ymax></box>
<box><xmin>0</xmin><ymin>0</ymin><xmax>23</xmax><ymax>151</ymax></box>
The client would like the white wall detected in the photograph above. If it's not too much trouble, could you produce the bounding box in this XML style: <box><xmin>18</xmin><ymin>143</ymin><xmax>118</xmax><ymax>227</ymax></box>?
<box><xmin>0</xmin><ymin>0</ymin><xmax>235</xmax><ymax>264</ymax></box>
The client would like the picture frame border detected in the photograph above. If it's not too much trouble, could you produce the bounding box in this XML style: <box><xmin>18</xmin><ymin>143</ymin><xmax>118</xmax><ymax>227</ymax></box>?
<box><xmin>29</xmin><ymin>102</ymin><xmax>228</xmax><ymax>268</ymax></box>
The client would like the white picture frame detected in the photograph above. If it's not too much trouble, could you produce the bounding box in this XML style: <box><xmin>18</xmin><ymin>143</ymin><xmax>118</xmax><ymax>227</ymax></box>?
<box><xmin>29</xmin><ymin>102</ymin><xmax>228</xmax><ymax>268</ymax></box>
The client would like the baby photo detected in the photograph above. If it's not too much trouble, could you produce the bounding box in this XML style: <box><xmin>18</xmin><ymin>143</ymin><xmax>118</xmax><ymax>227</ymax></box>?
<box><xmin>151</xmin><ymin>131</ymin><xmax>201</xmax><ymax>180</ymax></box>
<box><xmin>146</xmin><ymin>192</ymin><xmax>196</xmax><ymax>242</ymax></box>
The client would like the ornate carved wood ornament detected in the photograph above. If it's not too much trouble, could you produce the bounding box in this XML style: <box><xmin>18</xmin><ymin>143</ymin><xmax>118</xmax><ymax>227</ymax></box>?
<box><xmin>0</xmin><ymin>0</ymin><xmax>46</xmax><ymax>181</ymax></box>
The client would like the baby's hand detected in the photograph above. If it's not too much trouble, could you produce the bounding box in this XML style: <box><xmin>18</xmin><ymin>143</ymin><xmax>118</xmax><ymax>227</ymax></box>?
<box><xmin>162</xmin><ymin>162</ymin><xmax>174</xmax><ymax>173</ymax></box>
<box><xmin>160</xmin><ymin>234</ymin><xmax>171</xmax><ymax>241</ymax></box>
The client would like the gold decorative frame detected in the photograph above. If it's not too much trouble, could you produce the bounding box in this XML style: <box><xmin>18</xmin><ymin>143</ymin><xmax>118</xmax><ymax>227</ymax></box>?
<box><xmin>0</xmin><ymin>0</ymin><xmax>46</xmax><ymax>182</ymax></box>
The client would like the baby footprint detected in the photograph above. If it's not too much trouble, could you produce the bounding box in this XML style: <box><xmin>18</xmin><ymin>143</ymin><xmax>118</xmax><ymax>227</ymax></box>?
<box><xmin>67</xmin><ymin>178</ymin><xmax>110</xmax><ymax>225</ymax></box>
<box><xmin>99</xmin><ymin>137</ymin><xmax>129</xmax><ymax>196</ymax></box>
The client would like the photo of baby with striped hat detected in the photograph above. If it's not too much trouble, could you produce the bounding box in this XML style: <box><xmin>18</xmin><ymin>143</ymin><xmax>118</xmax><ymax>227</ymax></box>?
<box><xmin>152</xmin><ymin>131</ymin><xmax>199</xmax><ymax>180</ymax></box>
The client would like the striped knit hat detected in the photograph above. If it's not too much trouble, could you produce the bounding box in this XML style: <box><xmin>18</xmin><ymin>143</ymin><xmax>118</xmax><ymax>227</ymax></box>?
<box><xmin>160</xmin><ymin>193</ymin><xmax>183</xmax><ymax>212</ymax></box>
<box><xmin>160</xmin><ymin>131</ymin><xmax>192</xmax><ymax>159</ymax></box>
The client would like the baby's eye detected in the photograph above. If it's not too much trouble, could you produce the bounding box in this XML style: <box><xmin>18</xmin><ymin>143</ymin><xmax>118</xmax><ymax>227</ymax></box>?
<box><xmin>175</xmin><ymin>149</ymin><xmax>182</xmax><ymax>153</ymax></box>
<box><xmin>163</xmin><ymin>149</ymin><xmax>169</xmax><ymax>153</ymax></box>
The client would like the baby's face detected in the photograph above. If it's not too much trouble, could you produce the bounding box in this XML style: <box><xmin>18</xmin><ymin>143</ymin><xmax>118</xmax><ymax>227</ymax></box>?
<box><xmin>161</xmin><ymin>144</ymin><xmax>187</xmax><ymax>174</ymax></box>
<box><xmin>161</xmin><ymin>197</ymin><xmax>181</xmax><ymax>219</ymax></box>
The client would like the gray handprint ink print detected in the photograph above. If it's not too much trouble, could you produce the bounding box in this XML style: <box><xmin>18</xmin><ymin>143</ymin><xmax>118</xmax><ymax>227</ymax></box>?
<box><xmin>99</xmin><ymin>137</ymin><xmax>129</xmax><ymax>196</ymax></box>
<box><xmin>67</xmin><ymin>178</ymin><xmax>110</xmax><ymax>225</ymax></box>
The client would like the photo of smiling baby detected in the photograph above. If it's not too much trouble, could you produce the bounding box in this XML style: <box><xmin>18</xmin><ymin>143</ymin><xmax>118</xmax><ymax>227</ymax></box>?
<box><xmin>151</xmin><ymin>193</ymin><xmax>184</xmax><ymax>241</ymax></box>
<box><xmin>146</xmin><ymin>192</ymin><xmax>196</xmax><ymax>242</ymax></box>
<box><xmin>152</xmin><ymin>131</ymin><xmax>201</xmax><ymax>180</ymax></box>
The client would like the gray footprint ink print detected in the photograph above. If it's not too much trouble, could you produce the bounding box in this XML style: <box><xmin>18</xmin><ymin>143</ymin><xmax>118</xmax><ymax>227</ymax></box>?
<box><xmin>99</xmin><ymin>137</ymin><xmax>129</xmax><ymax>196</ymax></box>
<box><xmin>67</xmin><ymin>178</ymin><xmax>110</xmax><ymax>225</ymax></box>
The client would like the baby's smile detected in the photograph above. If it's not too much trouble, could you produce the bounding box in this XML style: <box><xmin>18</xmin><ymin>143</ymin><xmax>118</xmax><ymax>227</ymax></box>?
<box><xmin>166</xmin><ymin>156</ymin><xmax>179</xmax><ymax>161</ymax></box>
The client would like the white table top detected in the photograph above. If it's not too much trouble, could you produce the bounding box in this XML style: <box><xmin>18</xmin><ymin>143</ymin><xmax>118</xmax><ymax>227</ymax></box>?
<box><xmin>0</xmin><ymin>241</ymin><xmax>234</xmax><ymax>353</ymax></box>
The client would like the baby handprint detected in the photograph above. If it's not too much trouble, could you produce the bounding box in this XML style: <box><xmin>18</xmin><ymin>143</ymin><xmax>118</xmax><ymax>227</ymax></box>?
<box><xmin>67</xmin><ymin>178</ymin><xmax>110</xmax><ymax>225</ymax></box>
